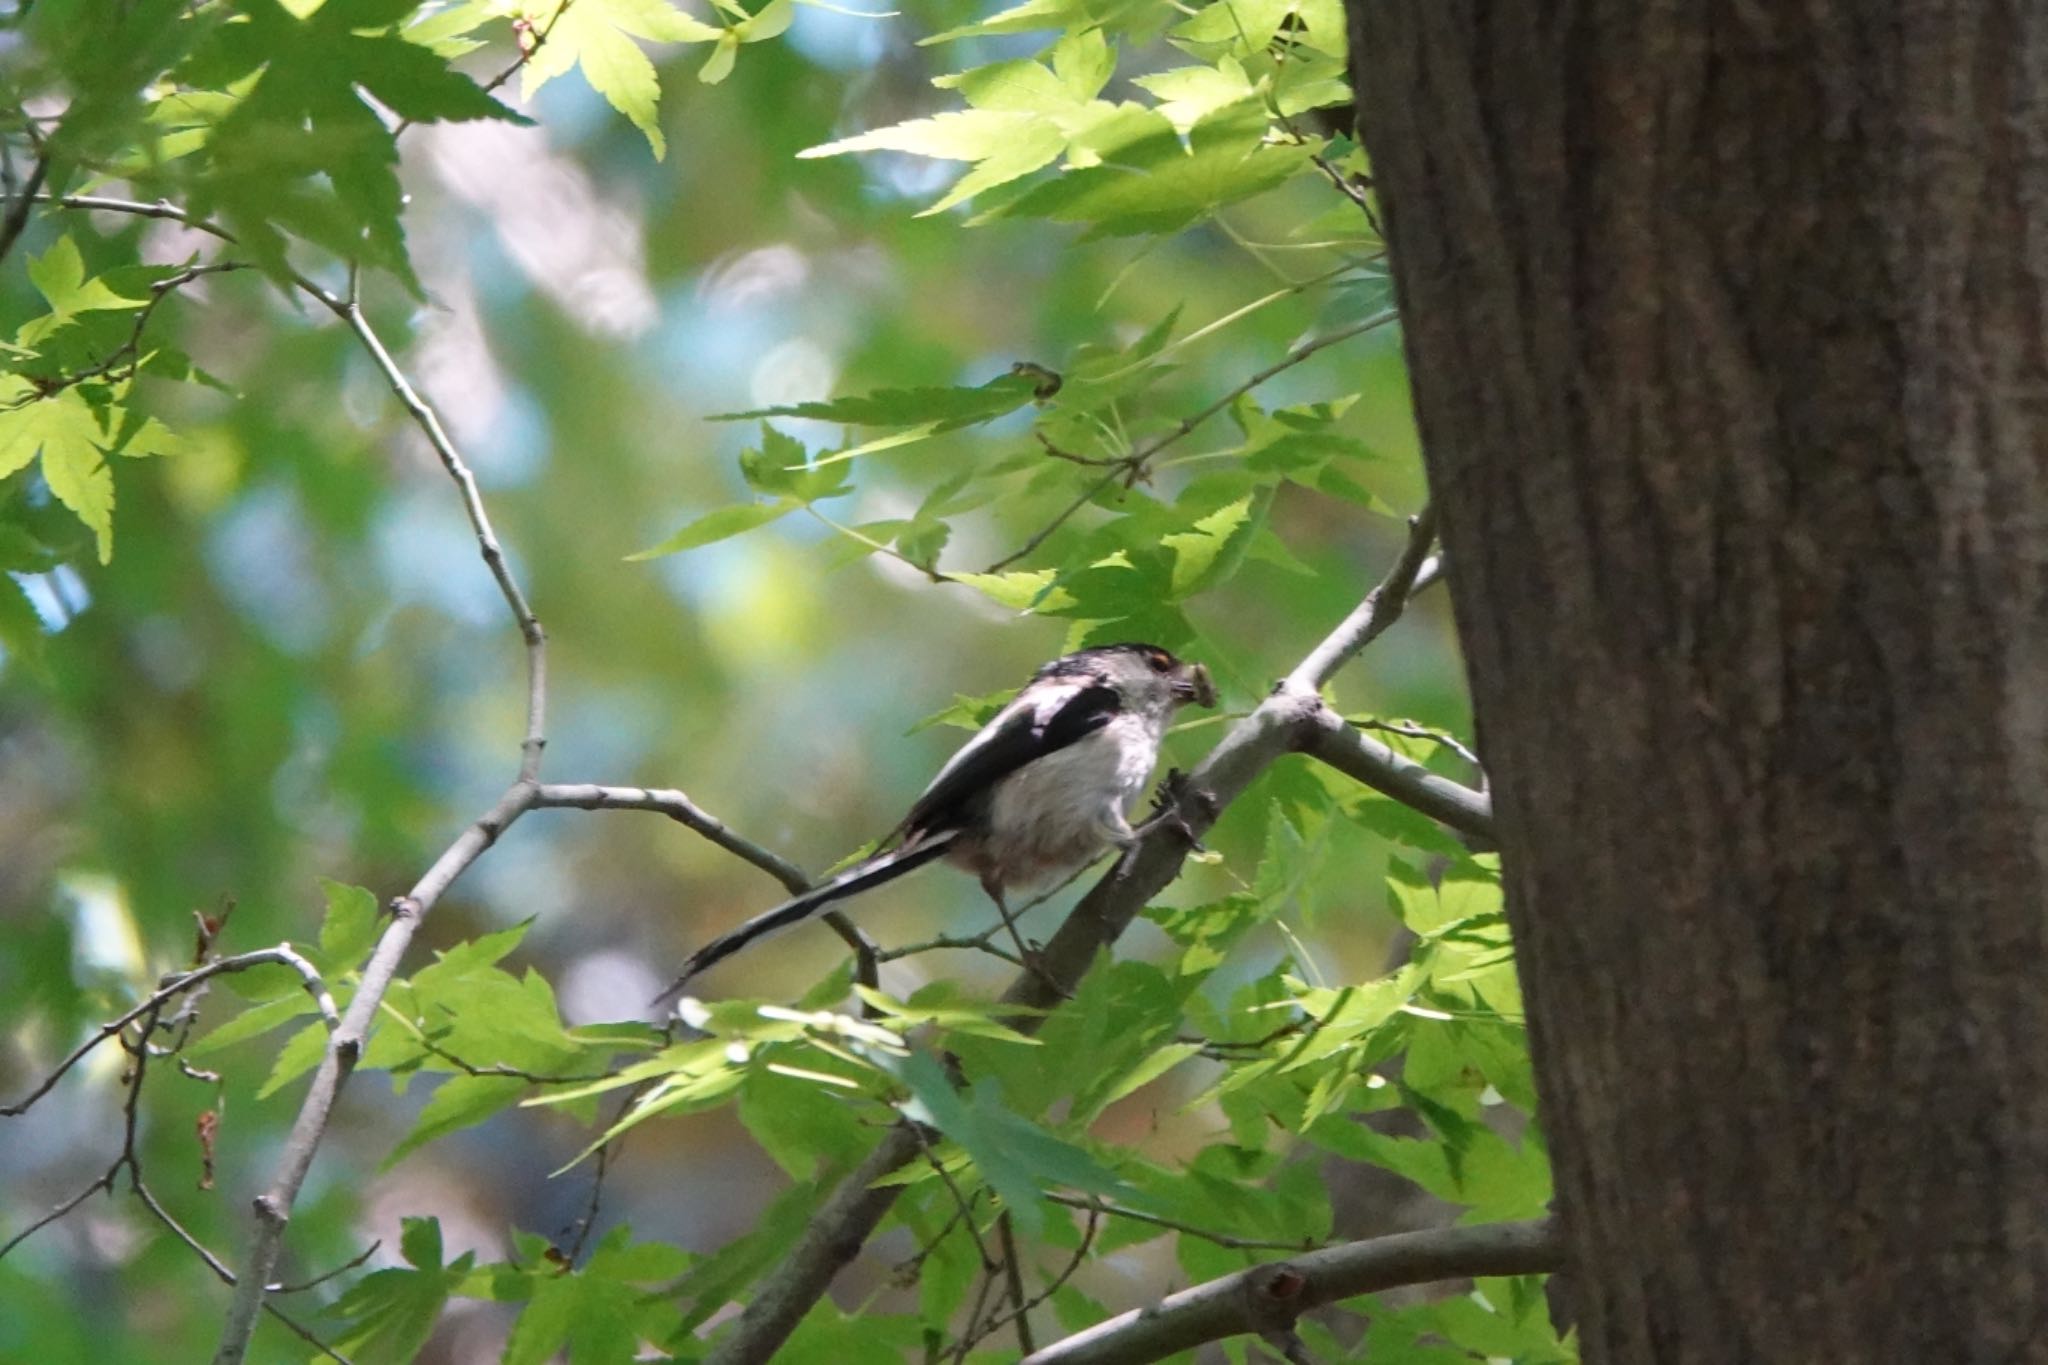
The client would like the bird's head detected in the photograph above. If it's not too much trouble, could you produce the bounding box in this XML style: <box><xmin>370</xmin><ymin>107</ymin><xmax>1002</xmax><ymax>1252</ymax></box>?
<box><xmin>1040</xmin><ymin>642</ymin><xmax>1216</xmax><ymax>715</ymax></box>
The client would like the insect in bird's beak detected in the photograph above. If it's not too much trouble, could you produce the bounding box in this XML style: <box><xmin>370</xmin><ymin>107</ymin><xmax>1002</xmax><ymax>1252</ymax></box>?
<box><xmin>1177</xmin><ymin>663</ymin><xmax>1216</xmax><ymax>708</ymax></box>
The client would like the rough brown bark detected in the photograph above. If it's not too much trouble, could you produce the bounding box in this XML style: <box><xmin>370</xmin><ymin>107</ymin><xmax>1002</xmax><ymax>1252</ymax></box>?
<box><xmin>1347</xmin><ymin>4</ymin><xmax>2048</xmax><ymax>1360</ymax></box>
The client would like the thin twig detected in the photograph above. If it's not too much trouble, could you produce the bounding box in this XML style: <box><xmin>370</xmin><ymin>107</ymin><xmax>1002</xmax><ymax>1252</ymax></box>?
<box><xmin>954</xmin><ymin>1264</ymin><xmax>1004</xmax><ymax>1365</ymax></box>
<box><xmin>985</xmin><ymin>311</ymin><xmax>1398</xmax><ymax>572</ymax></box>
<box><xmin>874</xmin><ymin>929</ymin><xmax>1021</xmax><ymax>967</ymax></box>
<box><xmin>1040</xmin><ymin>1194</ymin><xmax>1322</xmax><ymax>1254</ymax></box>
<box><xmin>133</xmin><ymin>1183</ymin><xmax>356</xmax><ymax>1362</ymax></box>
<box><xmin>565</xmin><ymin>1078</ymin><xmax>655</xmax><ymax>1264</ymax></box>
<box><xmin>2</xmin><ymin>262</ymin><xmax>249</xmax><ymax>408</ymax></box>
<box><xmin>34</xmin><ymin>194</ymin><xmax>342</xmax><ymax>307</ymax></box>
<box><xmin>213</xmin><ymin>782</ymin><xmax>539</xmax><ymax>1365</ymax></box>
<box><xmin>532</xmin><ymin>783</ymin><xmax>808</xmax><ymax>894</ymax></box>
<box><xmin>3</xmin><ymin>947</ymin><xmax>338</xmax><ymax>1119</ymax></box>
<box><xmin>392</xmin><ymin>0</ymin><xmax>576</xmax><ymax>138</ymax></box>
<box><xmin>972</xmin><ymin>1202</ymin><xmax>1099</xmax><ymax>1349</ymax></box>
<box><xmin>270</xmin><ymin>1240</ymin><xmax>383</xmax><ymax>1294</ymax></box>
<box><xmin>910</xmin><ymin>1124</ymin><xmax>997</xmax><ymax>1273</ymax></box>
<box><xmin>995</xmin><ymin>1211</ymin><xmax>1036</xmax><ymax>1354</ymax></box>
<box><xmin>1286</xmin><ymin>504</ymin><xmax>1438</xmax><ymax>690</ymax></box>
<box><xmin>336</xmin><ymin>301</ymin><xmax>548</xmax><ymax>779</ymax></box>
<box><xmin>0</xmin><ymin>1175</ymin><xmax>108</xmax><ymax>1262</ymax></box>
<box><xmin>1354</xmin><ymin>717</ymin><xmax>1482</xmax><ymax>771</ymax></box>
<box><xmin>374</xmin><ymin>999</ymin><xmax>621</xmax><ymax>1084</ymax></box>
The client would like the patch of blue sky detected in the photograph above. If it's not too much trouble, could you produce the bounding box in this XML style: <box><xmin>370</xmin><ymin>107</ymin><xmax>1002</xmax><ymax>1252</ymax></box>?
<box><xmin>527</xmin><ymin>66</ymin><xmax>619</xmax><ymax>145</ymax></box>
<box><xmin>786</xmin><ymin>1</ymin><xmax>893</xmax><ymax>70</ymax></box>
<box><xmin>371</xmin><ymin>488</ymin><xmax>511</xmax><ymax>628</ymax></box>
<box><xmin>650</xmin><ymin>283</ymin><xmax>794</xmax><ymax>404</ymax></box>
<box><xmin>11</xmin><ymin>564</ymin><xmax>86</xmax><ymax>630</ymax></box>
<box><xmin>473</xmin><ymin>385</ymin><xmax>552</xmax><ymax>490</ymax></box>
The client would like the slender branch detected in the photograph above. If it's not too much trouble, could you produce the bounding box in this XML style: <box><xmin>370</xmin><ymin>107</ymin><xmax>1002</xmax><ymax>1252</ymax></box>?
<box><xmin>822</xmin><ymin>911</ymin><xmax>881</xmax><ymax>996</ymax></box>
<box><xmin>703</xmin><ymin>506</ymin><xmax>1463</xmax><ymax>1364</ymax></box>
<box><xmin>34</xmin><ymin>197</ymin><xmax>545</xmax><ymax>780</ymax></box>
<box><xmin>972</xmin><ymin>1202</ymin><xmax>1099</xmax><ymax>1349</ymax></box>
<box><xmin>390</xmin><ymin>0</ymin><xmax>575</xmax><ymax>140</ymax></box>
<box><xmin>1021</xmin><ymin>1219</ymin><xmax>1561</xmax><ymax>1365</ymax></box>
<box><xmin>335</xmin><ymin>302</ymin><xmax>548</xmax><ymax>779</ymax></box>
<box><xmin>1297</xmin><ymin>709</ymin><xmax>1493</xmax><ymax>842</ymax></box>
<box><xmin>533</xmin><ymin>783</ymin><xmax>808</xmax><ymax>894</ymax></box>
<box><xmin>133</xmin><ymin>1183</ymin><xmax>355</xmax><ymax>1363</ymax></box>
<box><xmin>995</xmin><ymin>1211</ymin><xmax>1037</xmax><ymax>1355</ymax></box>
<box><xmin>374</xmin><ymin>999</ymin><xmax>619</xmax><ymax>1084</ymax></box>
<box><xmin>270</xmin><ymin>1239</ymin><xmax>383</xmax><ymax>1294</ymax></box>
<box><xmin>911</xmin><ymin>1124</ymin><xmax>997</xmax><ymax>1274</ymax></box>
<box><xmin>212</xmin><ymin>780</ymin><xmax>540</xmax><ymax>1365</ymax></box>
<box><xmin>875</xmin><ymin>929</ymin><xmax>1023</xmax><ymax>967</ymax></box>
<box><xmin>2</xmin><ymin>997</ymin><xmax>350</xmax><ymax>1361</ymax></box>
<box><xmin>1040</xmin><ymin>1194</ymin><xmax>1321</xmax><ymax>1254</ymax></box>
<box><xmin>2</xmin><ymin>947</ymin><xmax>337</xmax><ymax>1119</ymax></box>
<box><xmin>563</xmin><ymin>1085</ymin><xmax>638</xmax><ymax>1265</ymax></box>
<box><xmin>1355</xmin><ymin>716</ymin><xmax>1482</xmax><ymax>772</ymax></box>
<box><xmin>2</xmin><ymin>262</ymin><xmax>249</xmax><ymax>408</ymax></box>
<box><xmin>1286</xmin><ymin>504</ymin><xmax>1438</xmax><ymax>690</ymax></box>
<box><xmin>986</xmin><ymin>310</ymin><xmax>1399</xmax><ymax>573</ymax></box>
<box><xmin>0</xmin><ymin>151</ymin><xmax>49</xmax><ymax>264</ymax></box>
<box><xmin>0</xmin><ymin>1173</ymin><xmax>107</xmax><ymax>1261</ymax></box>
<box><xmin>532</xmin><ymin>781</ymin><xmax>884</xmax><ymax>993</ymax></box>
<box><xmin>34</xmin><ymin>193</ymin><xmax>342</xmax><ymax>308</ymax></box>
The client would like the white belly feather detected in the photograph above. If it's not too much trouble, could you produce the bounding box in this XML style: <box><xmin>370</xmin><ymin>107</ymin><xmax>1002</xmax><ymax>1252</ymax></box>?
<box><xmin>960</xmin><ymin>711</ymin><xmax>1164</xmax><ymax>889</ymax></box>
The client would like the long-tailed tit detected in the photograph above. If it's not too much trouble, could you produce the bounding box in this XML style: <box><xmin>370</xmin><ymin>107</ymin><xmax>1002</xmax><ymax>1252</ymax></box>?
<box><xmin>659</xmin><ymin>642</ymin><xmax>1215</xmax><ymax>998</ymax></box>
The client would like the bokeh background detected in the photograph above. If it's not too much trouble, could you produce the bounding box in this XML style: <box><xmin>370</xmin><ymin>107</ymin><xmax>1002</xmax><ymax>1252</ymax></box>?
<box><xmin>0</xmin><ymin>4</ymin><xmax>1474</xmax><ymax>1356</ymax></box>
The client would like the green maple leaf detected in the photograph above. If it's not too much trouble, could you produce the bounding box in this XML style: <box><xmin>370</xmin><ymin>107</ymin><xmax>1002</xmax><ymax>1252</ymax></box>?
<box><xmin>0</xmin><ymin>383</ymin><xmax>185</xmax><ymax>562</ymax></box>
<box><xmin>177</xmin><ymin>0</ymin><xmax>531</xmax><ymax>286</ymax></box>
<box><xmin>327</xmin><ymin>1217</ymin><xmax>474</xmax><ymax>1365</ymax></box>
<box><xmin>19</xmin><ymin>238</ymin><xmax>151</xmax><ymax>347</ymax></box>
<box><xmin>515</xmin><ymin>0</ymin><xmax>787</xmax><ymax>154</ymax></box>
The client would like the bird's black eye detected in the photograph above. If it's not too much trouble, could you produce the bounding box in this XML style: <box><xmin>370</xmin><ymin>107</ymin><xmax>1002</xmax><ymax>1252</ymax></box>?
<box><xmin>1143</xmin><ymin>648</ymin><xmax>1173</xmax><ymax>673</ymax></box>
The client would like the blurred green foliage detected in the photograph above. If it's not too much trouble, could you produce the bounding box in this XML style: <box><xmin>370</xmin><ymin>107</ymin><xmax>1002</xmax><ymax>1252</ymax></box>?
<box><xmin>0</xmin><ymin>0</ymin><xmax>1563</xmax><ymax>1359</ymax></box>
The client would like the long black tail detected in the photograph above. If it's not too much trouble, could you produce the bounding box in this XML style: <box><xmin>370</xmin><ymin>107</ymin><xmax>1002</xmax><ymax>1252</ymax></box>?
<box><xmin>654</xmin><ymin>831</ymin><xmax>959</xmax><ymax>1005</ymax></box>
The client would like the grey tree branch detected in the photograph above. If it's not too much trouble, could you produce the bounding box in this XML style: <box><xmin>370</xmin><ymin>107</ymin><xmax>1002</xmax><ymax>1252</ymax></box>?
<box><xmin>337</xmin><ymin>301</ymin><xmax>548</xmax><ymax>779</ymax></box>
<box><xmin>533</xmin><ymin>783</ymin><xmax>809</xmax><ymax>894</ymax></box>
<box><xmin>705</xmin><ymin>505</ymin><xmax>1474</xmax><ymax>1363</ymax></box>
<box><xmin>212</xmin><ymin>781</ymin><xmax>539</xmax><ymax>1364</ymax></box>
<box><xmin>1287</xmin><ymin>504</ymin><xmax>1438</xmax><ymax>690</ymax></box>
<box><xmin>1021</xmin><ymin>1219</ymin><xmax>1561</xmax><ymax>1365</ymax></box>
<box><xmin>1</xmin><ymin>946</ymin><xmax>337</xmax><ymax>1119</ymax></box>
<box><xmin>1299</xmin><ymin>707</ymin><xmax>1494</xmax><ymax>841</ymax></box>
<box><xmin>532</xmin><ymin>782</ymin><xmax>881</xmax><ymax>990</ymax></box>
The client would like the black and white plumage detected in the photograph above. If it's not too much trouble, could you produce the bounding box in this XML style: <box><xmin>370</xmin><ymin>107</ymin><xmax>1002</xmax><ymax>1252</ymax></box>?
<box><xmin>658</xmin><ymin>643</ymin><xmax>1215</xmax><ymax>1000</ymax></box>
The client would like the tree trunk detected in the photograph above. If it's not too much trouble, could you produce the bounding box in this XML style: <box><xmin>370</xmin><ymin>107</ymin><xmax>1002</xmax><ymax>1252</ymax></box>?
<box><xmin>1346</xmin><ymin>4</ymin><xmax>2048</xmax><ymax>1360</ymax></box>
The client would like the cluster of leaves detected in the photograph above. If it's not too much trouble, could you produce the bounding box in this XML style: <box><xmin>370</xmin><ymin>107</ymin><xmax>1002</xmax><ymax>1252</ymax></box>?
<box><xmin>0</xmin><ymin>0</ymin><xmax>794</xmax><ymax>611</ymax></box>
<box><xmin>633</xmin><ymin>0</ymin><xmax>1391</xmax><ymax>659</ymax></box>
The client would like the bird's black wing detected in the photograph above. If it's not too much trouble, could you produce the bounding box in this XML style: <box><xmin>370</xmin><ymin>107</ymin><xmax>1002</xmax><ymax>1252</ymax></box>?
<box><xmin>897</xmin><ymin>677</ymin><xmax>1122</xmax><ymax>838</ymax></box>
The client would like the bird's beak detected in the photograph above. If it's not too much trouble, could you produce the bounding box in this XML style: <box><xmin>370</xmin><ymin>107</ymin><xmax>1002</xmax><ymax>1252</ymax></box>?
<box><xmin>1176</xmin><ymin>663</ymin><xmax>1217</xmax><ymax>708</ymax></box>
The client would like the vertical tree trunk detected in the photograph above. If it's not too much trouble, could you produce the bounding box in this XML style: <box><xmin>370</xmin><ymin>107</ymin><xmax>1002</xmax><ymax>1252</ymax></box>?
<box><xmin>1347</xmin><ymin>4</ymin><xmax>2048</xmax><ymax>1359</ymax></box>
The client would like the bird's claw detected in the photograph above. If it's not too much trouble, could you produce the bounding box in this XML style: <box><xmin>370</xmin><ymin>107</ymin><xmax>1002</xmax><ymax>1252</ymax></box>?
<box><xmin>1147</xmin><ymin>768</ymin><xmax>1209</xmax><ymax>851</ymax></box>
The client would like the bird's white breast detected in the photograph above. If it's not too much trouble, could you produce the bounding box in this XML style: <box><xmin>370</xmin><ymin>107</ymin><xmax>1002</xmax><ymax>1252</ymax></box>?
<box><xmin>971</xmin><ymin>710</ymin><xmax>1163</xmax><ymax>888</ymax></box>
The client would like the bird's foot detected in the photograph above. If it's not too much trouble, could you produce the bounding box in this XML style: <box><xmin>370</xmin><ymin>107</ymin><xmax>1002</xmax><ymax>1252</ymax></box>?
<box><xmin>1146</xmin><ymin>768</ymin><xmax>1210</xmax><ymax>851</ymax></box>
